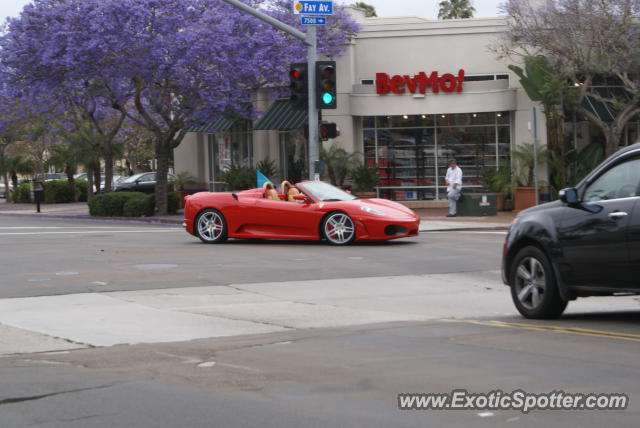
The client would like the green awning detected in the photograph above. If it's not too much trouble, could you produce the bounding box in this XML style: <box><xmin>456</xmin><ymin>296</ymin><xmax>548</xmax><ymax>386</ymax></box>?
<box><xmin>189</xmin><ymin>116</ymin><xmax>237</xmax><ymax>134</ymax></box>
<box><xmin>253</xmin><ymin>99</ymin><xmax>307</xmax><ymax>130</ymax></box>
<box><xmin>578</xmin><ymin>87</ymin><xmax>635</xmax><ymax>122</ymax></box>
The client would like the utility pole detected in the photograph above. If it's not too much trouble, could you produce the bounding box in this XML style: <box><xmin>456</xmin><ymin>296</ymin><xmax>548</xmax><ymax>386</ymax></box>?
<box><xmin>306</xmin><ymin>26</ymin><xmax>319</xmax><ymax>181</ymax></box>
<box><xmin>531</xmin><ymin>106</ymin><xmax>539</xmax><ymax>205</ymax></box>
<box><xmin>221</xmin><ymin>0</ymin><xmax>319</xmax><ymax>181</ymax></box>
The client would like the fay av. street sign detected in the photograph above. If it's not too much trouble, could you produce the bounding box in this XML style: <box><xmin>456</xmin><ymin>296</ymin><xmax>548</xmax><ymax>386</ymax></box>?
<box><xmin>293</xmin><ymin>0</ymin><xmax>333</xmax><ymax>15</ymax></box>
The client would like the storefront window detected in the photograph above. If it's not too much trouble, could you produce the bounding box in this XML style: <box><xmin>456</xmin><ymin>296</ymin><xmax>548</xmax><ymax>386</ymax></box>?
<box><xmin>363</xmin><ymin>112</ymin><xmax>511</xmax><ymax>201</ymax></box>
<box><xmin>207</xmin><ymin>120</ymin><xmax>253</xmax><ymax>190</ymax></box>
<box><xmin>279</xmin><ymin>129</ymin><xmax>307</xmax><ymax>183</ymax></box>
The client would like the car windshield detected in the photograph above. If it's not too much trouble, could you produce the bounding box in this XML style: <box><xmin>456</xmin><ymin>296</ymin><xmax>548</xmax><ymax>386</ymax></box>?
<box><xmin>123</xmin><ymin>173</ymin><xmax>147</xmax><ymax>183</ymax></box>
<box><xmin>298</xmin><ymin>181</ymin><xmax>357</xmax><ymax>202</ymax></box>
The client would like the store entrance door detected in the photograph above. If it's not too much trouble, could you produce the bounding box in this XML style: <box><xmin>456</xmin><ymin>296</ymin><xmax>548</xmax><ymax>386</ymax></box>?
<box><xmin>279</xmin><ymin>130</ymin><xmax>308</xmax><ymax>183</ymax></box>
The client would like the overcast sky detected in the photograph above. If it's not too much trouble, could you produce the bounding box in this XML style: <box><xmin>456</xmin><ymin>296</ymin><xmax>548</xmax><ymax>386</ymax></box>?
<box><xmin>1</xmin><ymin>0</ymin><xmax>504</xmax><ymax>25</ymax></box>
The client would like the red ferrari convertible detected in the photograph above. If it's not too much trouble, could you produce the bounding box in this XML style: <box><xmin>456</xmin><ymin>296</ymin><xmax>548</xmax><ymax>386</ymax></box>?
<box><xmin>183</xmin><ymin>181</ymin><xmax>420</xmax><ymax>245</ymax></box>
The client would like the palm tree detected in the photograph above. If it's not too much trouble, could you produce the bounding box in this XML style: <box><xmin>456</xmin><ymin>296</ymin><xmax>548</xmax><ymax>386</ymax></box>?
<box><xmin>438</xmin><ymin>0</ymin><xmax>475</xmax><ymax>19</ymax></box>
<box><xmin>4</xmin><ymin>155</ymin><xmax>35</xmax><ymax>201</ymax></box>
<box><xmin>508</xmin><ymin>56</ymin><xmax>576</xmax><ymax>190</ymax></box>
<box><xmin>46</xmin><ymin>144</ymin><xmax>82</xmax><ymax>202</ymax></box>
<box><xmin>352</xmin><ymin>2</ymin><xmax>377</xmax><ymax>17</ymax></box>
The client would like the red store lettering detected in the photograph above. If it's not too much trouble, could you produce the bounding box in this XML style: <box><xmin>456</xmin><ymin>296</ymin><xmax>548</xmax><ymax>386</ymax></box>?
<box><xmin>375</xmin><ymin>70</ymin><xmax>465</xmax><ymax>95</ymax></box>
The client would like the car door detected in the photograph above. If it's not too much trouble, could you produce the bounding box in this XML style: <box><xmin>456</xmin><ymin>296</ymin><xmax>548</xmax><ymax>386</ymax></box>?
<box><xmin>558</xmin><ymin>156</ymin><xmax>640</xmax><ymax>287</ymax></box>
<box><xmin>251</xmin><ymin>197</ymin><xmax>320</xmax><ymax>238</ymax></box>
<box><xmin>625</xmin><ymin>198</ymin><xmax>640</xmax><ymax>288</ymax></box>
<box><xmin>137</xmin><ymin>173</ymin><xmax>156</xmax><ymax>192</ymax></box>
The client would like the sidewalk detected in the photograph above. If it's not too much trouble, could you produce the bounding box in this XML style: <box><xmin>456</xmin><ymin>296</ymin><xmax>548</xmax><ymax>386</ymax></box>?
<box><xmin>0</xmin><ymin>200</ymin><xmax>514</xmax><ymax>231</ymax></box>
<box><xmin>0</xmin><ymin>200</ymin><xmax>183</xmax><ymax>225</ymax></box>
<box><xmin>413</xmin><ymin>208</ymin><xmax>514</xmax><ymax>231</ymax></box>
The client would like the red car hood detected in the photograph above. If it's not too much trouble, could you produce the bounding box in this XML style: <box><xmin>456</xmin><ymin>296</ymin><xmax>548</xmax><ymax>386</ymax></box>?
<box><xmin>323</xmin><ymin>198</ymin><xmax>418</xmax><ymax>220</ymax></box>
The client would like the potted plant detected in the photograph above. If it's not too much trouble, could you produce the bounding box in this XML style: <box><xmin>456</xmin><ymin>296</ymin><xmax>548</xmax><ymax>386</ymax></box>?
<box><xmin>255</xmin><ymin>158</ymin><xmax>279</xmax><ymax>181</ymax></box>
<box><xmin>320</xmin><ymin>143</ymin><xmax>359</xmax><ymax>187</ymax></box>
<box><xmin>512</xmin><ymin>142</ymin><xmax>549</xmax><ymax>212</ymax></box>
<box><xmin>170</xmin><ymin>171</ymin><xmax>196</xmax><ymax>208</ymax></box>
<box><xmin>481</xmin><ymin>162</ymin><xmax>512</xmax><ymax>211</ymax></box>
<box><xmin>349</xmin><ymin>163</ymin><xmax>379</xmax><ymax>198</ymax></box>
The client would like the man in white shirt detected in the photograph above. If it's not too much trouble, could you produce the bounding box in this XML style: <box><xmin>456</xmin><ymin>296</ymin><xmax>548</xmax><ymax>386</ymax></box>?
<box><xmin>445</xmin><ymin>159</ymin><xmax>463</xmax><ymax>217</ymax></box>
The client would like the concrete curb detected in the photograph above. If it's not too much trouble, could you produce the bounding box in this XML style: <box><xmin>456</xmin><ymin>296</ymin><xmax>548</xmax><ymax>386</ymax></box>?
<box><xmin>420</xmin><ymin>227</ymin><xmax>509</xmax><ymax>232</ymax></box>
<box><xmin>0</xmin><ymin>211</ymin><xmax>182</xmax><ymax>226</ymax></box>
<box><xmin>0</xmin><ymin>211</ymin><xmax>509</xmax><ymax>231</ymax></box>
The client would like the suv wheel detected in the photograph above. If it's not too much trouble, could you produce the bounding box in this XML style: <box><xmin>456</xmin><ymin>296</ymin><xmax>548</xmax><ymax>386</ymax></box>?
<box><xmin>510</xmin><ymin>246</ymin><xmax>567</xmax><ymax>319</ymax></box>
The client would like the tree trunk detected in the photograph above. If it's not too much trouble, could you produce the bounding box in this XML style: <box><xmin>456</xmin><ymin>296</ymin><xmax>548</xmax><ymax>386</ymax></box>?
<box><xmin>545</xmin><ymin>110</ymin><xmax>567</xmax><ymax>190</ymax></box>
<box><xmin>11</xmin><ymin>172</ymin><xmax>18</xmax><ymax>194</ymax></box>
<box><xmin>86</xmin><ymin>164</ymin><xmax>94</xmax><ymax>202</ymax></box>
<box><xmin>2</xmin><ymin>171</ymin><xmax>11</xmax><ymax>203</ymax></box>
<box><xmin>66</xmin><ymin>170</ymin><xmax>77</xmax><ymax>203</ymax></box>
<box><xmin>155</xmin><ymin>141</ymin><xmax>171</xmax><ymax>216</ymax></box>
<box><xmin>103</xmin><ymin>146</ymin><xmax>114</xmax><ymax>193</ymax></box>
<box><xmin>93</xmin><ymin>165</ymin><xmax>101</xmax><ymax>195</ymax></box>
<box><xmin>604</xmin><ymin>126</ymin><xmax>625</xmax><ymax>157</ymax></box>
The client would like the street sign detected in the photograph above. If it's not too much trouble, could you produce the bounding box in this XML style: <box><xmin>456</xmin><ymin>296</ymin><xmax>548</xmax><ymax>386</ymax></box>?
<box><xmin>300</xmin><ymin>16</ymin><xmax>327</xmax><ymax>25</ymax></box>
<box><xmin>293</xmin><ymin>0</ymin><xmax>333</xmax><ymax>15</ymax></box>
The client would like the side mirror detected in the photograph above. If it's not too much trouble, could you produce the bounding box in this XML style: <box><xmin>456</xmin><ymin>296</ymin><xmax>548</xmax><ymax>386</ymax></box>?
<box><xmin>293</xmin><ymin>194</ymin><xmax>308</xmax><ymax>202</ymax></box>
<box><xmin>559</xmin><ymin>187</ymin><xmax>579</xmax><ymax>205</ymax></box>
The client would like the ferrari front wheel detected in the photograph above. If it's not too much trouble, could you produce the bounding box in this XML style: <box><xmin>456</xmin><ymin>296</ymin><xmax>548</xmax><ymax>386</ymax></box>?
<box><xmin>322</xmin><ymin>212</ymin><xmax>355</xmax><ymax>245</ymax></box>
<box><xmin>195</xmin><ymin>209</ymin><xmax>227</xmax><ymax>244</ymax></box>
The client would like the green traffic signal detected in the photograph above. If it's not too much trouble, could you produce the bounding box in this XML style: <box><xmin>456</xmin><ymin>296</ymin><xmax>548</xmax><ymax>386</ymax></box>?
<box><xmin>315</xmin><ymin>60</ymin><xmax>336</xmax><ymax>109</ymax></box>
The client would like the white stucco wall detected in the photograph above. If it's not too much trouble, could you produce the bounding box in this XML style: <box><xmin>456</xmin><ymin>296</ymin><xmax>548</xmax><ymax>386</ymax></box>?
<box><xmin>174</xmin><ymin>14</ymin><xmax>544</xmax><ymax>189</ymax></box>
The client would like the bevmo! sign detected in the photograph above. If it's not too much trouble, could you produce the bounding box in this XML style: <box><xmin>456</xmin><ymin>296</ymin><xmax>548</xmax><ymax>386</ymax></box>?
<box><xmin>376</xmin><ymin>69</ymin><xmax>465</xmax><ymax>94</ymax></box>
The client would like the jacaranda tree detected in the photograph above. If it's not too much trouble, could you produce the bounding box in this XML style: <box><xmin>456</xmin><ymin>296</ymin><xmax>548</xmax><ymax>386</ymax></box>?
<box><xmin>0</xmin><ymin>0</ymin><xmax>359</xmax><ymax>214</ymax></box>
<box><xmin>499</xmin><ymin>0</ymin><xmax>640</xmax><ymax>157</ymax></box>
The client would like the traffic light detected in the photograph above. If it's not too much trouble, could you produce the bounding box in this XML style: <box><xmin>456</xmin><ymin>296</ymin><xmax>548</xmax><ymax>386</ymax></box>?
<box><xmin>320</xmin><ymin>122</ymin><xmax>339</xmax><ymax>140</ymax></box>
<box><xmin>316</xmin><ymin>61</ymin><xmax>337</xmax><ymax>109</ymax></box>
<box><xmin>289</xmin><ymin>63</ymin><xmax>308</xmax><ymax>107</ymax></box>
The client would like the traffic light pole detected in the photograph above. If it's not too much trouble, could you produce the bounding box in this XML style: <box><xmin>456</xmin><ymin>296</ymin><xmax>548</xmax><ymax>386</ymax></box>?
<box><xmin>306</xmin><ymin>26</ymin><xmax>320</xmax><ymax>181</ymax></box>
<box><xmin>221</xmin><ymin>0</ymin><xmax>319</xmax><ymax>181</ymax></box>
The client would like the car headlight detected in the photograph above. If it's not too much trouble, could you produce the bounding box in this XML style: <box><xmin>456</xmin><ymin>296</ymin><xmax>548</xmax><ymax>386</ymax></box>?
<box><xmin>360</xmin><ymin>206</ymin><xmax>384</xmax><ymax>216</ymax></box>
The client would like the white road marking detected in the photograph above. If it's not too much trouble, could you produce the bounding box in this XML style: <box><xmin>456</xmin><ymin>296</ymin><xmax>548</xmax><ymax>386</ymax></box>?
<box><xmin>0</xmin><ymin>229</ymin><xmax>182</xmax><ymax>236</ymax></box>
<box><xmin>0</xmin><ymin>226</ymin><xmax>171</xmax><ymax>230</ymax></box>
<box><xmin>427</xmin><ymin>231</ymin><xmax>507</xmax><ymax>235</ymax></box>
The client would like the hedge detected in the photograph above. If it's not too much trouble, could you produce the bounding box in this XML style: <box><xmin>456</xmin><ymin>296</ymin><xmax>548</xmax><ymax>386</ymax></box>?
<box><xmin>76</xmin><ymin>179</ymin><xmax>88</xmax><ymax>202</ymax></box>
<box><xmin>11</xmin><ymin>179</ymin><xmax>87</xmax><ymax>204</ymax></box>
<box><xmin>44</xmin><ymin>179</ymin><xmax>74</xmax><ymax>203</ymax></box>
<box><xmin>13</xmin><ymin>182</ymin><xmax>31</xmax><ymax>203</ymax></box>
<box><xmin>89</xmin><ymin>191</ymin><xmax>180</xmax><ymax>217</ymax></box>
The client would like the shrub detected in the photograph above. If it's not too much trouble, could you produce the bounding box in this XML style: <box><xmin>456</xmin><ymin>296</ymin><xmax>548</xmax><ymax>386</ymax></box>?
<box><xmin>123</xmin><ymin>193</ymin><xmax>154</xmax><ymax>217</ymax></box>
<box><xmin>221</xmin><ymin>165</ymin><xmax>255</xmax><ymax>191</ymax></box>
<box><xmin>89</xmin><ymin>191</ymin><xmax>179</xmax><ymax>217</ymax></box>
<box><xmin>149</xmin><ymin>192</ymin><xmax>180</xmax><ymax>215</ymax></box>
<box><xmin>44</xmin><ymin>179</ymin><xmax>74</xmax><ymax>204</ymax></box>
<box><xmin>89</xmin><ymin>192</ymin><xmax>143</xmax><ymax>217</ymax></box>
<box><xmin>13</xmin><ymin>182</ymin><xmax>31</xmax><ymax>203</ymax></box>
<box><xmin>255</xmin><ymin>158</ymin><xmax>278</xmax><ymax>180</ymax></box>
<box><xmin>76</xmin><ymin>179</ymin><xmax>88</xmax><ymax>202</ymax></box>
<box><xmin>349</xmin><ymin>164</ymin><xmax>379</xmax><ymax>192</ymax></box>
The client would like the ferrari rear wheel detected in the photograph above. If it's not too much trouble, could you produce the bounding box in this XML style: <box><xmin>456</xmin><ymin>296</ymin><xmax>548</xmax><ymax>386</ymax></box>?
<box><xmin>195</xmin><ymin>209</ymin><xmax>227</xmax><ymax>244</ymax></box>
<box><xmin>322</xmin><ymin>212</ymin><xmax>355</xmax><ymax>245</ymax></box>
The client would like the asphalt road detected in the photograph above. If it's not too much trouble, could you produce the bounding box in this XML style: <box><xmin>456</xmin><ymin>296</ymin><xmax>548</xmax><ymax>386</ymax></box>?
<box><xmin>0</xmin><ymin>215</ymin><xmax>638</xmax><ymax>428</ymax></box>
<box><xmin>0</xmin><ymin>216</ymin><xmax>503</xmax><ymax>298</ymax></box>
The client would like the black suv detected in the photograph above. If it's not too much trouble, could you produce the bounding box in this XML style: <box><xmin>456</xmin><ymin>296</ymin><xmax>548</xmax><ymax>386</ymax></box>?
<box><xmin>503</xmin><ymin>143</ymin><xmax>640</xmax><ymax>318</ymax></box>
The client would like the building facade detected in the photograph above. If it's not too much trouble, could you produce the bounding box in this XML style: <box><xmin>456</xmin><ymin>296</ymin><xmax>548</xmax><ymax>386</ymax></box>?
<box><xmin>174</xmin><ymin>10</ymin><xmax>542</xmax><ymax>200</ymax></box>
